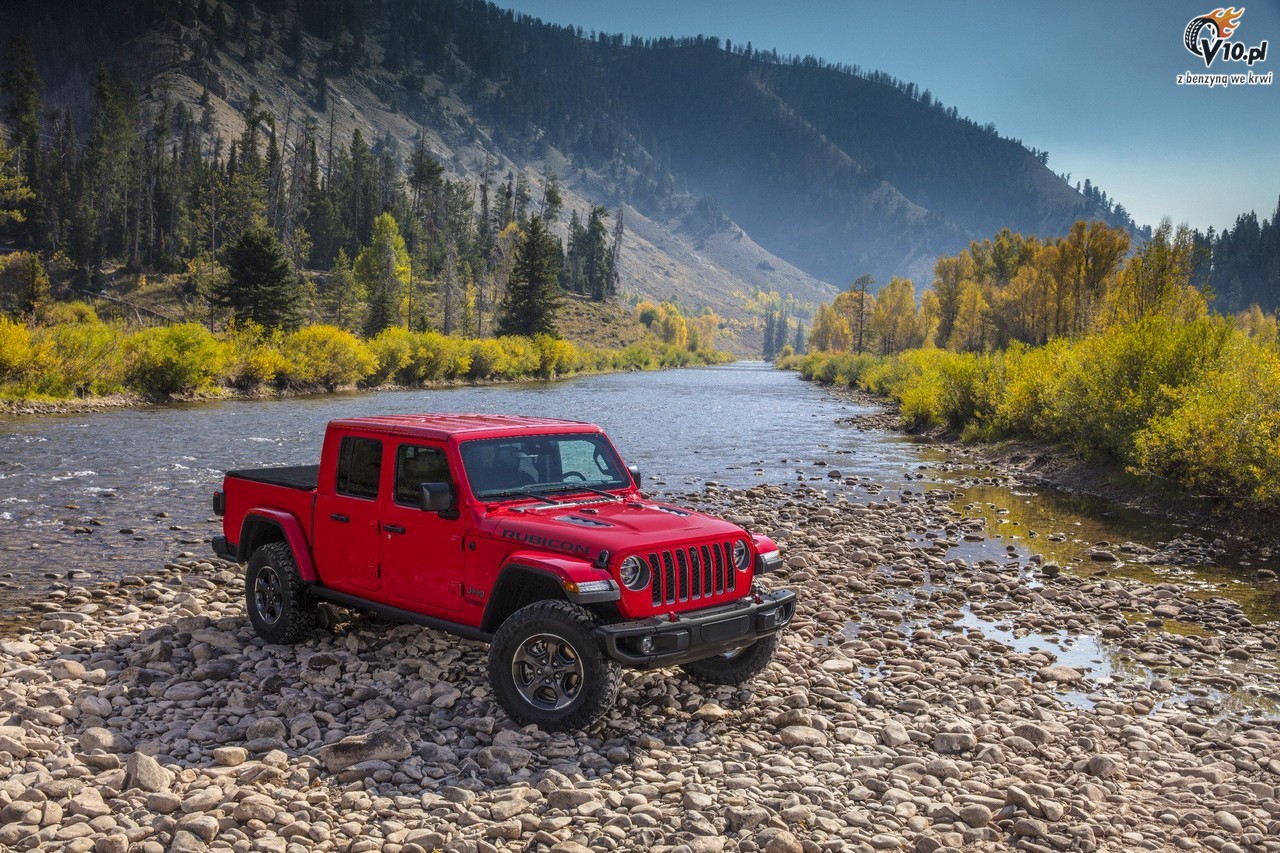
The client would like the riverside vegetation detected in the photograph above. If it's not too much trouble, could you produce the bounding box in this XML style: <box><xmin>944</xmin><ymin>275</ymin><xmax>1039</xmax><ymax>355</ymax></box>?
<box><xmin>783</xmin><ymin>220</ymin><xmax>1280</xmax><ymax>508</ymax></box>
<box><xmin>0</xmin><ymin>304</ymin><xmax>731</xmax><ymax>408</ymax></box>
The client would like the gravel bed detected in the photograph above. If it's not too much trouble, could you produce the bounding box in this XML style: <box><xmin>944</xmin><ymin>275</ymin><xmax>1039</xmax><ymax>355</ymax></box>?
<box><xmin>2</xmin><ymin>484</ymin><xmax>1279</xmax><ymax>853</ymax></box>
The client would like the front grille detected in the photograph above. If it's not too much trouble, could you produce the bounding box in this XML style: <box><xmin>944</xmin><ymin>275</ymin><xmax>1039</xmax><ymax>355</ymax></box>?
<box><xmin>648</xmin><ymin>541</ymin><xmax>737</xmax><ymax>606</ymax></box>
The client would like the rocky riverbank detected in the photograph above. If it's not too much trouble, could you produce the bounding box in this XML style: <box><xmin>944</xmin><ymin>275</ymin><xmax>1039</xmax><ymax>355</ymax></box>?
<box><xmin>2</xmin><ymin>483</ymin><xmax>1280</xmax><ymax>853</ymax></box>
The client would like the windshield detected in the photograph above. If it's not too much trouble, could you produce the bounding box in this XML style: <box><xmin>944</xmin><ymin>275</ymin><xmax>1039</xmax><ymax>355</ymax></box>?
<box><xmin>460</xmin><ymin>433</ymin><xmax>632</xmax><ymax>500</ymax></box>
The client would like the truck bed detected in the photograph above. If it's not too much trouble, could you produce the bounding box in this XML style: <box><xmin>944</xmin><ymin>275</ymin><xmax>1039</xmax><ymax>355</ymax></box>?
<box><xmin>225</xmin><ymin>465</ymin><xmax>320</xmax><ymax>491</ymax></box>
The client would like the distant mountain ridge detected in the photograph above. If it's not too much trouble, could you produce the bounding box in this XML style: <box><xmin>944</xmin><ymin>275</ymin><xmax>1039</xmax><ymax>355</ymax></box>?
<box><xmin>5</xmin><ymin>0</ymin><xmax>1138</xmax><ymax>313</ymax></box>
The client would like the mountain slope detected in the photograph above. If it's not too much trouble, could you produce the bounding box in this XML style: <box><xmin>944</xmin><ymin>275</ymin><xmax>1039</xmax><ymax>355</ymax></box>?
<box><xmin>5</xmin><ymin>0</ymin><xmax>1135</xmax><ymax>309</ymax></box>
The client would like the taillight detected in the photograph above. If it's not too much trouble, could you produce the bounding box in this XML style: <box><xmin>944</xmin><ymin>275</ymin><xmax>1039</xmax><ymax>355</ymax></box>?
<box><xmin>213</xmin><ymin>491</ymin><xmax>225</xmax><ymax>515</ymax></box>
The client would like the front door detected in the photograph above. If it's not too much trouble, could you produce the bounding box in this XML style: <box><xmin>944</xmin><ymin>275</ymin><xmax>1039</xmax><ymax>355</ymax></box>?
<box><xmin>380</xmin><ymin>441</ymin><xmax>466</xmax><ymax>613</ymax></box>
<box><xmin>313</xmin><ymin>434</ymin><xmax>384</xmax><ymax>593</ymax></box>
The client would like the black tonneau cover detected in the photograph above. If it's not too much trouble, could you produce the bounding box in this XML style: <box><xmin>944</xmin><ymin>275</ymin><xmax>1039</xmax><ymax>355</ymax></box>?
<box><xmin>225</xmin><ymin>465</ymin><xmax>320</xmax><ymax>491</ymax></box>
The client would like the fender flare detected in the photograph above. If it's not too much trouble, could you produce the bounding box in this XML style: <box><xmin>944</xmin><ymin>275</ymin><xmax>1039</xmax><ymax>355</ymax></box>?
<box><xmin>482</xmin><ymin>553</ymin><xmax>619</xmax><ymax>632</ymax></box>
<box><xmin>238</xmin><ymin>509</ymin><xmax>319</xmax><ymax>582</ymax></box>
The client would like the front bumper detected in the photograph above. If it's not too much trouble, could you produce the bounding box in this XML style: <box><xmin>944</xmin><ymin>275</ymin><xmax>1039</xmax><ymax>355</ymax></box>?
<box><xmin>596</xmin><ymin>588</ymin><xmax>797</xmax><ymax>669</ymax></box>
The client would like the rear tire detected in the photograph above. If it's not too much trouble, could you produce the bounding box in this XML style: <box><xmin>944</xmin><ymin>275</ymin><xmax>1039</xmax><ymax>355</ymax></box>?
<box><xmin>488</xmin><ymin>600</ymin><xmax>621</xmax><ymax>731</ymax></box>
<box><xmin>680</xmin><ymin>633</ymin><xmax>780</xmax><ymax>685</ymax></box>
<box><xmin>245</xmin><ymin>542</ymin><xmax>315</xmax><ymax>644</ymax></box>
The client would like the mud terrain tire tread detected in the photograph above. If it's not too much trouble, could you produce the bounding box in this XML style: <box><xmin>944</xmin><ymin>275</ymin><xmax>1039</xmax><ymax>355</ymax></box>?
<box><xmin>245</xmin><ymin>541</ymin><xmax>316</xmax><ymax>644</ymax></box>
<box><xmin>488</xmin><ymin>599</ymin><xmax>621</xmax><ymax>731</ymax></box>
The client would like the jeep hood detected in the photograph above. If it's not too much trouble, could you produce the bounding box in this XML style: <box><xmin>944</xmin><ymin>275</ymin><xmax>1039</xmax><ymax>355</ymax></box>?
<box><xmin>479</xmin><ymin>498</ymin><xmax>748</xmax><ymax>559</ymax></box>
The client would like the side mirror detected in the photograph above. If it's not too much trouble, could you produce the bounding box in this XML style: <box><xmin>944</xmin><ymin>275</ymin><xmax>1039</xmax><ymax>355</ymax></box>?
<box><xmin>420</xmin><ymin>482</ymin><xmax>454</xmax><ymax>513</ymax></box>
<box><xmin>627</xmin><ymin>464</ymin><xmax>642</xmax><ymax>488</ymax></box>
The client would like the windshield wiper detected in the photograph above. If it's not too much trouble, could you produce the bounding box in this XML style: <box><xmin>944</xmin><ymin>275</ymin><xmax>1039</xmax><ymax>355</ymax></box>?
<box><xmin>536</xmin><ymin>483</ymin><xmax>624</xmax><ymax>501</ymax></box>
<box><xmin>478</xmin><ymin>489</ymin><xmax>560</xmax><ymax>504</ymax></box>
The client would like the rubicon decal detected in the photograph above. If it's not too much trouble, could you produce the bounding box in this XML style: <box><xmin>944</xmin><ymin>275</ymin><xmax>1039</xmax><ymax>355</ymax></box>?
<box><xmin>1184</xmin><ymin>7</ymin><xmax>1268</xmax><ymax>67</ymax></box>
<box><xmin>501</xmin><ymin>528</ymin><xmax>591</xmax><ymax>556</ymax></box>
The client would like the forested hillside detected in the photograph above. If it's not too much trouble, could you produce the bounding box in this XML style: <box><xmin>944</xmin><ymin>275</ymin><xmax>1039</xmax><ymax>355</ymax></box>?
<box><xmin>1</xmin><ymin>0</ymin><xmax>1138</xmax><ymax>318</ymax></box>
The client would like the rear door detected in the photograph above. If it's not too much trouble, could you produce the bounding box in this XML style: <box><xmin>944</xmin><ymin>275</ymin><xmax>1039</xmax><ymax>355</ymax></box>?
<box><xmin>313</xmin><ymin>434</ymin><xmax>384</xmax><ymax>593</ymax></box>
<box><xmin>379</xmin><ymin>440</ymin><xmax>466</xmax><ymax>613</ymax></box>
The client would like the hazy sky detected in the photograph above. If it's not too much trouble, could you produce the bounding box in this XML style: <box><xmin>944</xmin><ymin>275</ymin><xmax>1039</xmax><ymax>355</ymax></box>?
<box><xmin>496</xmin><ymin>0</ymin><xmax>1280</xmax><ymax>234</ymax></box>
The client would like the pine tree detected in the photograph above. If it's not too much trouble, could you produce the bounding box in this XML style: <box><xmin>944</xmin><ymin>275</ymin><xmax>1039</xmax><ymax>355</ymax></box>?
<box><xmin>772</xmin><ymin>314</ymin><xmax>789</xmax><ymax>359</ymax></box>
<box><xmin>1</xmin><ymin>37</ymin><xmax>42</xmax><ymax>241</ymax></box>
<box><xmin>584</xmin><ymin>206</ymin><xmax>610</xmax><ymax>301</ymax></box>
<box><xmin>498</xmin><ymin>216</ymin><xmax>562</xmax><ymax>337</ymax></box>
<box><xmin>218</xmin><ymin>226</ymin><xmax>302</xmax><ymax>330</ymax></box>
<box><xmin>793</xmin><ymin>321</ymin><xmax>806</xmax><ymax>355</ymax></box>
<box><xmin>356</xmin><ymin>212</ymin><xmax>410</xmax><ymax>336</ymax></box>
<box><xmin>762</xmin><ymin>311</ymin><xmax>776</xmax><ymax>359</ymax></box>
<box><xmin>0</xmin><ymin>143</ymin><xmax>34</xmax><ymax>226</ymax></box>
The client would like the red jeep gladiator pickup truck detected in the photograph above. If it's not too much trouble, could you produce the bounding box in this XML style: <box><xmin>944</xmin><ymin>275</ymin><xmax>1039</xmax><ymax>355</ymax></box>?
<box><xmin>212</xmin><ymin>414</ymin><xmax>795</xmax><ymax>730</ymax></box>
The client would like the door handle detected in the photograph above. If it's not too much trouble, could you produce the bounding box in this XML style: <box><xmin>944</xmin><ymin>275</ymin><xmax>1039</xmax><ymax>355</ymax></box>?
<box><xmin>330</xmin><ymin>514</ymin><xmax>349</xmax><ymax>523</ymax></box>
<box><xmin>384</xmin><ymin>524</ymin><xmax>406</xmax><ymax>535</ymax></box>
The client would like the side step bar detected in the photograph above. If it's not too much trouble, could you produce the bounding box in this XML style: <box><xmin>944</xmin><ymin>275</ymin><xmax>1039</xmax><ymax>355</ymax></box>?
<box><xmin>309</xmin><ymin>586</ymin><xmax>494</xmax><ymax>644</ymax></box>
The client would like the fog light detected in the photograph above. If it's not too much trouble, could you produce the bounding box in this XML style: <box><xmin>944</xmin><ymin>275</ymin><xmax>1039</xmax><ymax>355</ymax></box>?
<box><xmin>639</xmin><ymin>636</ymin><xmax>655</xmax><ymax>654</ymax></box>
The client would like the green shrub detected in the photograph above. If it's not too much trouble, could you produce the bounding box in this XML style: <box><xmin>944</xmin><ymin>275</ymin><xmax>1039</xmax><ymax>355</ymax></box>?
<box><xmin>123</xmin><ymin>324</ymin><xmax>227</xmax><ymax>396</ymax></box>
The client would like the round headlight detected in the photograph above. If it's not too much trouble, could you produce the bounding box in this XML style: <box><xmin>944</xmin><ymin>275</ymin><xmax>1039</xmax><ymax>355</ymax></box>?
<box><xmin>732</xmin><ymin>539</ymin><xmax>751</xmax><ymax>571</ymax></box>
<box><xmin>619</xmin><ymin>555</ymin><xmax>650</xmax><ymax>591</ymax></box>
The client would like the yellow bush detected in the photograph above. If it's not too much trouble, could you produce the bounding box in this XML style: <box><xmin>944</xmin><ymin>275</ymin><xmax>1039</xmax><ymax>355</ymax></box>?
<box><xmin>467</xmin><ymin>338</ymin><xmax>510</xmax><ymax>380</ymax></box>
<box><xmin>123</xmin><ymin>324</ymin><xmax>227</xmax><ymax>396</ymax></box>
<box><xmin>36</xmin><ymin>321</ymin><xmax>124</xmax><ymax>396</ymax></box>
<box><xmin>409</xmin><ymin>332</ymin><xmax>471</xmax><ymax>382</ymax></box>
<box><xmin>223</xmin><ymin>322</ymin><xmax>290</xmax><ymax>389</ymax></box>
<box><xmin>281</xmin><ymin>325</ymin><xmax>376</xmax><ymax>390</ymax></box>
<box><xmin>535</xmin><ymin>334</ymin><xmax>577</xmax><ymax>377</ymax></box>
<box><xmin>498</xmin><ymin>336</ymin><xmax>543</xmax><ymax>377</ymax></box>
<box><xmin>0</xmin><ymin>316</ymin><xmax>35</xmax><ymax>386</ymax></box>
<box><xmin>367</xmin><ymin>326</ymin><xmax>415</xmax><ymax>385</ymax></box>
<box><xmin>1134</xmin><ymin>339</ymin><xmax>1280</xmax><ymax>504</ymax></box>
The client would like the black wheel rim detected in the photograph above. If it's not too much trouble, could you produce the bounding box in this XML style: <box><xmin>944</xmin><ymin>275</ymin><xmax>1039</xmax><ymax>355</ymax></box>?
<box><xmin>254</xmin><ymin>565</ymin><xmax>284</xmax><ymax>624</ymax></box>
<box><xmin>511</xmin><ymin>632</ymin><xmax>584</xmax><ymax>711</ymax></box>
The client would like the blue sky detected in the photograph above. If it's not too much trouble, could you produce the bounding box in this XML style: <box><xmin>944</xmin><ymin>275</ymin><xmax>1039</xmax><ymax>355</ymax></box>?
<box><xmin>496</xmin><ymin>0</ymin><xmax>1280</xmax><ymax>234</ymax></box>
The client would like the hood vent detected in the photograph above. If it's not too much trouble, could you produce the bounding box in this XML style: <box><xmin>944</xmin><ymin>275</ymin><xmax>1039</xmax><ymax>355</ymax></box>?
<box><xmin>647</xmin><ymin>504</ymin><xmax>691</xmax><ymax>518</ymax></box>
<box><xmin>557</xmin><ymin>515</ymin><xmax>614</xmax><ymax>528</ymax></box>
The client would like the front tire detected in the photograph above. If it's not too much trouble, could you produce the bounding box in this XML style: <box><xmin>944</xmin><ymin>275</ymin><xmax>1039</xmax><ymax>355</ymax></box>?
<box><xmin>680</xmin><ymin>633</ymin><xmax>780</xmax><ymax>685</ymax></box>
<box><xmin>488</xmin><ymin>600</ymin><xmax>621</xmax><ymax>731</ymax></box>
<box><xmin>245</xmin><ymin>542</ymin><xmax>315</xmax><ymax>644</ymax></box>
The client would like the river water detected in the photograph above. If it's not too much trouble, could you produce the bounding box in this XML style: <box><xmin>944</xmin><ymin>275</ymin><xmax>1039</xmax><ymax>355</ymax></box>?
<box><xmin>1</xmin><ymin>361</ymin><xmax>1276</xmax><ymax>633</ymax></box>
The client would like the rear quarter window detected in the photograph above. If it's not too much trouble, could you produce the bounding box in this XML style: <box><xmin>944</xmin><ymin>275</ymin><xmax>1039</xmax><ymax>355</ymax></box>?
<box><xmin>336</xmin><ymin>437</ymin><xmax>382</xmax><ymax>499</ymax></box>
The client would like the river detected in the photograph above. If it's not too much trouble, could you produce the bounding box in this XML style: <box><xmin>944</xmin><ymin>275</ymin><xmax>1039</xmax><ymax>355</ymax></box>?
<box><xmin>1</xmin><ymin>361</ymin><xmax>1275</xmax><ymax>634</ymax></box>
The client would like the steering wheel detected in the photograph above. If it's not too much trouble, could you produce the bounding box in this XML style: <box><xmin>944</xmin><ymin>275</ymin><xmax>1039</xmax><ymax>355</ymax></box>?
<box><xmin>562</xmin><ymin>471</ymin><xmax>587</xmax><ymax>481</ymax></box>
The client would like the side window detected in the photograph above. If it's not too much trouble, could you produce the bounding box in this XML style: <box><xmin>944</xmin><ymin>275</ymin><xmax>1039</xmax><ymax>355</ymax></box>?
<box><xmin>395</xmin><ymin>444</ymin><xmax>451</xmax><ymax>505</ymax></box>
<box><xmin>336</xmin><ymin>437</ymin><xmax>382</xmax><ymax>499</ymax></box>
